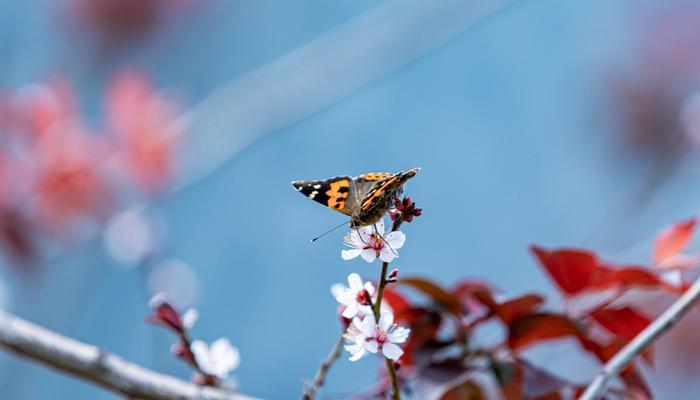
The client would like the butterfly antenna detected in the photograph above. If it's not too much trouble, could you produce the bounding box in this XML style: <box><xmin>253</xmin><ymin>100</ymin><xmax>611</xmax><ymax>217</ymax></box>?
<box><xmin>311</xmin><ymin>221</ymin><xmax>350</xmax><ymax>243</ymax></box>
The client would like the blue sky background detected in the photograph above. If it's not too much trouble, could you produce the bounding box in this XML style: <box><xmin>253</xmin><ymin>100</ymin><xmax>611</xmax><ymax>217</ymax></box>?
<box><xmin>2</xmin><ymin>0</ymin><xmax>700</xmax><ymax>398</ymax></box>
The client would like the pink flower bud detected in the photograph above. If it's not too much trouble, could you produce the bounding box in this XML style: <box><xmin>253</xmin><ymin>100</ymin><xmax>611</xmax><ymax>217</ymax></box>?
<box><xmin>147</xmin><ymin>293</ymin><xmax>185</xmax><ymax>334</ymax></box>
<box><xmin>387</xmin><ymin>268</ymin><xmax>399</xmax><ymax>283</ymax></box>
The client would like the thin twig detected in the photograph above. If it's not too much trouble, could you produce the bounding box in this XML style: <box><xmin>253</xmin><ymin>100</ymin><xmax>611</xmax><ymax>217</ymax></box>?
<box><xmin>301</xmin><ymin>334</ymin><xmax>345</xmax><ymax>400</ymax></box>
<box><xmin>0</xmin><ymin>310</ymin><xmax>255</xmax><ymax>400</ymax></box>
<box><xmin>578</xmin><ymin>276</ymin><xmax>700</xmax><ymax>400</ymax></box>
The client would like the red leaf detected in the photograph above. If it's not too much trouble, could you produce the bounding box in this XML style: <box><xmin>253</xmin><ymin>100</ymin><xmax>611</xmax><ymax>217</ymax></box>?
<box><xmin>399</xmin><ymin>276</ymin><xmax>463</xmax><ymax>316</ymax></box>
<box><xmin>470</xmin><ymin>290</ymin><xmax>544</xmax><ymax>325</ymax></box>
<box><xmin>452</xmin><ymin>279</ymin><xmax>497</xmax><ymax>318</ymax></box>
<box><xmin>532</xmin><ymin>246</ymin><xmax>681</xmax><ymax>296</ymax></box>
<box><xmin>591</xmin><ymin>307</ymin><xmax>651</xmax><ymax>341</ymax></box>
<box><xmin>381</xmin><ymin>287</ymin><xmax>412</xmax><ymax>322</ymax></box>
<box><xmin>530</xmin><ymin>246</ymin><xmax>607</xmax><ymax>296</ymax></box>
<box><xmin>620</xmin><ymin>366</ymin><xmax>652</xmax><ymax>399</ymax></box>
<box><xmin>441</xmin><ymin>380</ymin><xmax>486</xmax><ymax>400</ymax></box>
<box><xmin>508</xmin><ymin>314</ymin><xmax>587</xmax><ymax>351</ymax></box>
<box><xmin>498</xmin><ymin>360</ymin><xmax>571</xmax><ymax>400</ymax></box>
<box><xmin>400</xmin><ymin>309</ymin><xmax>442</xmax><ymax>366</ymax></box>
<box><xmin>497</xmin><ymin>295</ymin><xmax>545</xmax><ymax>324</ymax></box>
<box><xmin>653</xmin><ymin>217</ymin><xmax>696</xmax><ymax>266</ymax></box>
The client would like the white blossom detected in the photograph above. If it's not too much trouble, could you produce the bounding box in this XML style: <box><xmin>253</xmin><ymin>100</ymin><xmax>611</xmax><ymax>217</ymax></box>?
<box><xmin>341</xmin><ymin>219</ymin><xmax>405</xmax><ymax>263</ymax></box>
<box><xmin>331</xmin><ymin>273</ymin><xmax>375</xmax><ymax>318</ymax></box>
<box><xmin>191</xmin><ymin>338</ymin><xmax>241</xmax><ymax>379</ymax></box>
<box><xmin>344</xmin><ymin>311</ymin><xmax>410</xmax><ymax>361</ymax></box>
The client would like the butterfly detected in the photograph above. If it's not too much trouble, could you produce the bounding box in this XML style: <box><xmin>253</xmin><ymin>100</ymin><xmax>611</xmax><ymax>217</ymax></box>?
<box><xmin>291</xmin><ymin>168</ymin><xmax>420</xmax><ymax>228</ymax></box>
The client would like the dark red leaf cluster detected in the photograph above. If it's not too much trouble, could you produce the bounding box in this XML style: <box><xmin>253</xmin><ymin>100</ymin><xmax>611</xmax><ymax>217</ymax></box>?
<box><xmin>373</xmin><ymin>223</ymin><xmax>695</xmax><ymax>399</ymax></box>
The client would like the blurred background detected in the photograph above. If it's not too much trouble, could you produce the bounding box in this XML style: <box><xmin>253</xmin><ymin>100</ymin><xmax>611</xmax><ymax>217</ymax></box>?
<box><xmin>2</xmin><ymin>0</ymin><xmax>700</xmax><ymax>398</ymax></box>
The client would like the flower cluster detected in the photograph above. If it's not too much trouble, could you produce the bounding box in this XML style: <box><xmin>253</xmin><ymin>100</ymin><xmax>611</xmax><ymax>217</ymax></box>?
<box><xmin>331</xmin><ymin>273</ymin><xmax>374</xmax><ymax>319</ymax></box>
<box><xmin>147</xmin><ymin>293</ymin><xmax>240</xmax><ymax>384</ymax></box>
<box><xmin>307</xmin><ymin>196</ymin><xmax>421</xmax><ymax>400</ymax></box>
<box><xmin>345</xmin><ymin>311</ymin><xmax>410</xmax><ymax>361</ymax></box>
<box><xmin>332</xmin><ymin>273</ymin><xmax>409</xmax><ymax>361</ymax></box>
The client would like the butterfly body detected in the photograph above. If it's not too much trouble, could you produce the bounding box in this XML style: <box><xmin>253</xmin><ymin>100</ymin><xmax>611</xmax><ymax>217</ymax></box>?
<box><xmin>291</xmin><ymin>168</ymin><xmax>420</xmax><ymax>227</ymax></box>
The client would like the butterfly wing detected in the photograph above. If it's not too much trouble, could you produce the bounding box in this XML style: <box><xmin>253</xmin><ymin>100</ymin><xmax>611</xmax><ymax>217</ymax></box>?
<box><xmin>353</xmin><ymin>172</ymin><xmax>392</xmax><ymax>199</ymax></box>
<box><xmin>360</xmin><ymin>168</ymin><xmax>419</xmax><ymax>213</ymax></box>
<box><xmin>291</xmin><ymin>176</ymin><xmax>356</xmax><ymax>216</ymax></box>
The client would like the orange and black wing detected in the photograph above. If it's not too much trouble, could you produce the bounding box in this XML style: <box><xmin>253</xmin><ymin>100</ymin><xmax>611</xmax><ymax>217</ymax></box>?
<box><xmin>360</xmin><ymin>168</ymin><xmax>420</xmax><ymax>212</ymax></box>
<box><xmin>291</xmin><ymin>176</ymin><xmax>355</xmax><ymax>216</ymax></box>
<box><xmin>353</xmin><ymin>172</ymin><xmax>392</xmax><ymax>199</ymax></box>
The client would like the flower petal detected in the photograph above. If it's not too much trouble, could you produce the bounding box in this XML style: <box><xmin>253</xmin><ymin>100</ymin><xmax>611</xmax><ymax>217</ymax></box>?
<box><xmin>181</xmin><ymin>308</ymin><xmax>198</xmax><ymax>329</ymax></box>
<box><xmin>385</xmin><ymin>231</ymin><xmax>405</xmax><ymax>250</ymax></box>
<box><xmin>375</xmin><ymin>219</ymin><xmax>385</xmax><ymax>236</ymax></box>
<box><xmin>357</xmin><ymin>226</ymin><xmax>374</xmax><ymax>244</ymax></box>
<box><xmin>364</xmin><ymin>339</ymin><xmax>379</xmax><ymax>354</ymax></box>
<box><xmin>347</xmin><ymin>273</ymin><xmax>363</xmax><ymax>291</ymax></box>
<box><xmin>331</xmin><ymin>283</ymin><xmax>347</xmax><ymax>300</ymax></box>
<box><xmin>379</xmin><ymin>248</ymin><xmax>398</xmax><ymax>263</ymax></box>
<box><xmin>342</xmin><ymin>303</ymin><xmax>359</xmax><ymax>318</ymax></box>
<box><xmin>358</xmin><ymin>315</ymin><xmax>376</xmax><ymax>336</ymax></box>
<box><xmin>364</xmin><ymin>282</ymin><xmax>376</xmax><ymax>296</ymax></box>
<box><xmin>382</xmin><ymin>343</ymin><xmax>404</xmax><ymax>360</ymax></box>
<box><xmin>379</xmin><ymin>312</ymin><xmax>394</xmax><ymax>330</ymax></box>
<box><xmin>190</xmin><ymin>340</ymin><xmax>210</xmax><ymax>369</ymax></box>
<box><xmin>347</xmin><ymin>345</ymin><xmax>366</xmax><ymax>361</ymax></box>
<box><xmin>360</xmin><ymin>249</ymin><xmax>378</xmax><ymax>263</ymax></box>
<box><xmin>389</xmin><ymin>326</ymin><xmax>411</xmax><ymax>344</ymax></box>
<box><xmin>342</xmin><ymin>249</ymin><xmax>362</xmax><ymax>260</ymax></box>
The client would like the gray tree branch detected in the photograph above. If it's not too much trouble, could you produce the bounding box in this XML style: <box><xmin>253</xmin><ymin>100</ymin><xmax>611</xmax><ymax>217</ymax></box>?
<box><xmin>0</xmin><ymin>310</ymin><xmax>256</xmax><ymax>400</ymax></box>
<box><xmin>579</xmin><ymin>276</ymin><xmax>700</xmax><ymax>400</ymax></box>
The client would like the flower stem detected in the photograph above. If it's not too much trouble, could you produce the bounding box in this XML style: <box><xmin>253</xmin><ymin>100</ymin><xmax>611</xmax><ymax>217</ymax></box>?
<box><xmin>373</xmin><ymin>261</ymin><xmax>390</xmax><ymax>320</ymax></box>
<box><xmin>384</xmin><ymin>357</ymin><xmax>400</xmax><ymax>400</ymax></box>
<box><xmin>301</xmin><ymin>334</ymin><xmax>345</xmax><ymax>400</ymax></box>
<box><xmin>371</xmin><ymin>218</ymin><xmax>404</xmax><ymax>400</ymax></box>
<box><xmin>372</xmin><ymin>261</ymin><xmax>401</xmax><ymax>400</ymax></box>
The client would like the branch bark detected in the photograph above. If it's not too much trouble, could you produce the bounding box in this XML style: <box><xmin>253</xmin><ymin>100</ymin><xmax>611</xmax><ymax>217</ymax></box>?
<box><xmin>301</xmin><ymin>334</ymin><xmax>344</xmax><ymax>400</ymax></box>
<box><xmin>0</xmin><ymin>310</ymin><xmax>256</xmax><ymax>400</ymax></box>
<box><xmin>579</xmin><ymin>276</ymin><xmax>700</xmax><ymax>400</ymax></box>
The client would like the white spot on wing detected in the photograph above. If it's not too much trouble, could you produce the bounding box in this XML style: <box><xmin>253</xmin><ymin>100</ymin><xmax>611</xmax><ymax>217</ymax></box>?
<box><xmin>313</xmin><ymin>184</ymin><xmax>321</xmax><ymax>189</ymax></box>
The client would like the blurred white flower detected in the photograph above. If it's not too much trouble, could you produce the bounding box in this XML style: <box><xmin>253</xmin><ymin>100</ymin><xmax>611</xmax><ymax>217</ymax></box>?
<box><xmin>344</xmin><ymin>311</ymin><xmax>410</xmax><ymax>361</ymax></box>
<box><xmin>181</xmin><ymin>308</ymin><xmax>199</xmax><ymax>329</ymax></box>
<box><xmin>331</xmin><ymin>273</ymin><xmax>375</xmax><ymax>319</ymax></box>
<box><xmin>103</xmin><ymin>207</ymin><xmax>159</xmax><ymax>266</ymax></box>
<box><xmin>191</xmin><ymin>338</ymin><xmax>241</xmax><ymax>379</ymax></box>
<box><xmin>341</xmin><ymin>219</ymin><xmax>405</xmax><ymax>263</ymax></box>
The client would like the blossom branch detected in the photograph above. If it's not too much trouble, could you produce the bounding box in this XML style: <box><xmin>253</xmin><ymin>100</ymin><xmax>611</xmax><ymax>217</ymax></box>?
<box><xmin>0</xmin><ymin>310</ymin><xmax>254</xmax><ymax>400</ymax></box>
<box><xmin>373</xmin><ymin>260</ymin><xmax>400</xmax><ymax>400</ymax></box>
<box><xmin>579</xmin><ymin>276</ymin><xmax>700</xmax><ymax>400</ymax></box>
<box><xmin>301</xmin><ymin>334</ymin><xmax>345</xmax><ymax>400</ymax></box>
<box><xmin>372</xmin><ymin>216</ymin><xmax>405</xmax><ymax>400</ymax></box>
